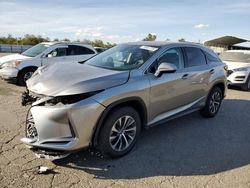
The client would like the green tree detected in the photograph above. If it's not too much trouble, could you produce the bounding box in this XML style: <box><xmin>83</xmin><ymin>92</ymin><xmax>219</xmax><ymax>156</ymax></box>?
<box><xmin>178</xmin><ymin>38</ymin><xmax>186</xmax><ymax>42</ymax></box>
<box><xmin>0</xmin><ymin>34</ymin><xmax>115</xmax><ymax>48</ymax></box>
<box><xmin>143</xmin><ymin>33</ymin><xmax>157</xmax><ymax>41</ymax></box>
<box><xmin>81</xmin><ymin>39</ymin><xmax>92</xmax><ymax>45</ymax></box>
<box><xmin>62</xmin><ymin>38</ymin><xmax>70</xmax><ymax>42</ymax></box>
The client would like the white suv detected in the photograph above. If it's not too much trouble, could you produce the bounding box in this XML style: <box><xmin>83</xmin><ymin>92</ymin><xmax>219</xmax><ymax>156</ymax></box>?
<box><xmin>0</xmin><ymin>42</ymin><xmax>97</xmax><ymax>85</ymax></box>
<box><xmin>219</xmin><ymin>50</ymin><xmax>250</xmax><ymax>90</ymax></box>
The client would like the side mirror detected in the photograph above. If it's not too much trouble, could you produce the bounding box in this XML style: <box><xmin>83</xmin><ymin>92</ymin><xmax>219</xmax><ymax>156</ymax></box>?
<box><xmin>154</xmin><ymin>62</ymin><xmax>177</xmax><ymax>77</ymax></box>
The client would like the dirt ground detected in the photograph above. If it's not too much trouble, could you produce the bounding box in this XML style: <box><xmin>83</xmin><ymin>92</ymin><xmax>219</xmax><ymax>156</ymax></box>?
<box><xmin>0</xmin><ymin>64</ymin><xmax>250</xmax><ymax>187</ymax></box>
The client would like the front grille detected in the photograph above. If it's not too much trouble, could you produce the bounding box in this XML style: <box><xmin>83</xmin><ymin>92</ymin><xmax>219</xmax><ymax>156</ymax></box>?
<box><xmin>234</xmin><ymin>76</ymin><xmax>246</xmax><ymax>81</ymax></box>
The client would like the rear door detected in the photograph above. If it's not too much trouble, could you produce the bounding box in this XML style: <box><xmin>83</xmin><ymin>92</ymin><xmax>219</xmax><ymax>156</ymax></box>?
<box><xmin>181</xmin><ymin>47</ymin><xmax>212</xmax><ymax>103</ymax></box>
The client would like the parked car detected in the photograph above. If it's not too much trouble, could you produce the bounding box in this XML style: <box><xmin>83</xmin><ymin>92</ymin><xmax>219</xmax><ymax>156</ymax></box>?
<box><xmin>21</xmin><ymin>42</ymin><xmax>227</xmax><ymax>159</ymax></box>
<box><xmin>219</xmin><ymin>50</ymin><xmax>250</xmax><ymax>90</ymax></box>
<box><xmin>0</xmin><ymin>42</ymin><xmax>97</xmax><ymax>85</ymax></box>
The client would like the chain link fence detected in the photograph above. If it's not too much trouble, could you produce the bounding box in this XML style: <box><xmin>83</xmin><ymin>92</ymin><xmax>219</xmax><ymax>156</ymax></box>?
<box><xmin>0</xmin><ymin>44</ymin><xmax>33</xmax><ymax>53</ymax></box>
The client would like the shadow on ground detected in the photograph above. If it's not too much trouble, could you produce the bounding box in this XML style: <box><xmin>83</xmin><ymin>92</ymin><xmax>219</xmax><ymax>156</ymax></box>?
<box><xmin>54</xmin><ymin>99</ymin><xmax>250</xmax><ymax>179</ymax></box>
<box><xmin>228</xmin><ymin>85</ymin><xmax>250</xmax><ymax>92</ymax></box>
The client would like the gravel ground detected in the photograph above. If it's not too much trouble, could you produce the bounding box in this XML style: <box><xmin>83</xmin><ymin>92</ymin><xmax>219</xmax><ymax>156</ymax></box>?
<box><xmin>0</xmin><ymin>71</ymin><xmax>250</xmax><ymax>187</ymax></box>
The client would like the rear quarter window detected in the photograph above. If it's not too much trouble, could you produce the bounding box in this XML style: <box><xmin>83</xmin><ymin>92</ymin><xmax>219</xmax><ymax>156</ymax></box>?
<box><xmin>204</xmin><ymin>51</ymin><xmax>222</xmax><ymax>63</ymax></box>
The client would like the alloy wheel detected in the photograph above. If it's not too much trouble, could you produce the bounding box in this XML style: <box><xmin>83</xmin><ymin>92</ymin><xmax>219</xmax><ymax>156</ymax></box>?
<box><xmin>209</xmin><ymin>91</ymin><xmax>221</xmax><ymax>114</ymax></box>
<box><xmin>23</xmin><ymin>71</ymin><xmax>34</xmax><ymax>82</ymax></box>
<box><xmin>109</xmin><ymin>115</ymin><xmax>136</xmax><ymax>152</ymax></box>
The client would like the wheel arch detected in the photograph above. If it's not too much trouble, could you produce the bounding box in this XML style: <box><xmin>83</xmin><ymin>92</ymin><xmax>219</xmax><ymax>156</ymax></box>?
<box><xmin>92</xmin><ymin>97</ymin><xmax>148</xmax><ymax>147</ymax></box>
<box><xmin>212</xmin><ymin>81</ymin><xmax>226</xmax><ymax>98</ymax></box>
<box><xmin>17</xmin><ymin>66</ymin><xmax>38</xmax><ymax>77</ymax></box>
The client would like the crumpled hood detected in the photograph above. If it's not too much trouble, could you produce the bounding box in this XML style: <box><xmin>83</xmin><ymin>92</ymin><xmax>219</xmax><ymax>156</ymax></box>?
<box><xmin>223</xmin><ymin>60</ymin><xmax>250</xmax><ymax>70</ymax></box>
<box><xmin>0</xmin><ymin>53</ymin><xmax>30</xmax><ymax>66</ymax></box>
<box><xmin>27</xmin><ymin>62</ymin><xmax>129</xmax><ymax>96</ymax></box>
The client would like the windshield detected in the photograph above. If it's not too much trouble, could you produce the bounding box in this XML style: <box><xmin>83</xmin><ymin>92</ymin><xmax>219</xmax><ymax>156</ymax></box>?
<box><xmin>219</xmin><ymin>51</ymin><xmax>250</xmax><ymax>63</ymax></box>
<box><xmin>22</xmin><ymin>43</ymin><xmax>50</xmax><ymax>57</ymax></box>
<box><xmin>86</xmin><ymin>44</ymin><xmax>159</xmax><ymax>70</ymax></box>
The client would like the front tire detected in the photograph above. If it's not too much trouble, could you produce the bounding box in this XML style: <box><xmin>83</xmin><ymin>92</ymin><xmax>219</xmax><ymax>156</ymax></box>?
<box><xmin>200</xmin><ymin>86</ymin><xmax>223</xmax><ymax>118</ymax></box>
<box><xmin>98</xmin><ymin>107</ymin><xmax>141</xmax><ymax>158</ymax></box>
<box><xmin>18</xmin><ymin>67</ymin><xmax>36</xmax><ymax>86</ymax></box>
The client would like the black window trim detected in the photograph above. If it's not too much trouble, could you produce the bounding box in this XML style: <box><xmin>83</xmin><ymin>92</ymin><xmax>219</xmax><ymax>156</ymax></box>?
<box><xmin>200</xmin><ymin>49</ymin><xmax>208</xmax><ymax>64</ymax></box>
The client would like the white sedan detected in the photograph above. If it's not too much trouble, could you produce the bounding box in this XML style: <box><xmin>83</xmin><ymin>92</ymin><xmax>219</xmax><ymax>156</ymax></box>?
<box><xmin>220</xmin><ymin>50</ymin><xmax>250</xmax><ymax>90</ymax></box>
<box><xmin>0</xmin><ymin>42</ymin><xmax>97</xmax><ymax>85</ymax></box>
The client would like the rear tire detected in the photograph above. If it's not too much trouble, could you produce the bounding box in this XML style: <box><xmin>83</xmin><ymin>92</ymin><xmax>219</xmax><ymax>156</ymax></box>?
<box><xmin>18</xmin><ymin>67</ymin><xmax>36</xmax><ymax>86</ymax></box>
<box><xmin>98</xmin><ymin>107</ymin><xmax>141</xmax><ymax>158</ymax></box>
<box><xmin>200</xmin><ymin>86</ymin><xmax>223</xmax><ymax>118</ymax></box>
<box><xmin>242</xmin><ymin>75</ymin><xmax>250</xmax><ymax>91</ymax></box>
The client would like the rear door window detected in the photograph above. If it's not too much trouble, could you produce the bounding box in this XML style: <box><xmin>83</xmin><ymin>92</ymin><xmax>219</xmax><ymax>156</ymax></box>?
<box><xmin>184</xmin><ymin>47</ymin><xmax>207</xmax><ymax>67</ymax></box>
<box><xmin>67</xmin><ymin>45</ymin><xmax>95</xmax><ymax>56</ymax></box>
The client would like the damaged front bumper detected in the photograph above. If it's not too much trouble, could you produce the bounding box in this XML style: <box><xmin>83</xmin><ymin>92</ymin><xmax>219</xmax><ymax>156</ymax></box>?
<box><xmin>21</xmin><ymin>90</ymin><xmax>39</xmax><ymax>106</ymax></box>
<box><xmin>21</xmin><ymin>91</ymin><xmax>105</xmax><ymax>158</ymax></box>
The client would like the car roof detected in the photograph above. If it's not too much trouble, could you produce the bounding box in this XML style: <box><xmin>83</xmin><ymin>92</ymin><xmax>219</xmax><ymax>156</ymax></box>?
<box><xmin>94</xmin><ymin>47</ymin><xmax>107</xmax><ymax>49</ymax></box>
<box><xmin>123</xmin><ymin>41</ymin><xmax>203</xmax><ymax>47</ymax></box>
<box><xmin>123</xmin><ymin>41</ymin><xmax>217</xmax><ymax>56</ymax></box>
<box><xmin>41</xmin><ymin>42</ymin><xmax>94</xmax><ymax>48</ymax></box>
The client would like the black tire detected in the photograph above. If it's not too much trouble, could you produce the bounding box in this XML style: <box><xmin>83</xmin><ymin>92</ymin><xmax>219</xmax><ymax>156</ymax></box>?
<box><xmin>98</xmin><ymin>106</ymin><xmax>141</xmax><ymax>158</ymax></box>
<box><xmin>242</xmin><ymin>75</ymin><xmax>250</xmax><ymax>91</ymax></box>
<box><xmin>200</xmin><ymin>86</ymin><xmax>223</xmax><ymax>118</ymax></box>
<box><xmin>18</xmin><ymin>67</ymin><xmax>37</xmax><ymax>86</ymax></box>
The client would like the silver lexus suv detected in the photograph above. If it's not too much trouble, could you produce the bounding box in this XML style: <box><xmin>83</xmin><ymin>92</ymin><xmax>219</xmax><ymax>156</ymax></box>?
<box><xmin>21</xmin><ymin>42</ymin><xmax>227</xmax><ymax>158</ymax></box>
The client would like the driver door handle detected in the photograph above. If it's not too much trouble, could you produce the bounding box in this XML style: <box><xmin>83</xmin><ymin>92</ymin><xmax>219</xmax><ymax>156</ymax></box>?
<box><xmin>182</xmin><ymin>74</ymin><xmax>189</xmax><ymax>79</ymax></box>
<box><xmin>209</xmin><ymin>69</ymin><xmax>215</xmax><ymax>74</ymax></box>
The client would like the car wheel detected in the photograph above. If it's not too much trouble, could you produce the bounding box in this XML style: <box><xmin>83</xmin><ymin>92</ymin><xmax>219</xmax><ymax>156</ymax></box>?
<box><xmin>98</xmin><ymin>107</ymin><xmax>141</xmax><ymax>158</ymax></box>
<box><xmin>200</xmin><ymin>86</ymin><xmax>223</xmax><ymax>118</ymax></box>
<box><xmin>242</xmin><ymin>75</ymin><xmax>250</xmax><ymax>91</ymax></box>
<box><xmin>18</xmin><ymin>68</ymin><xmax>36</xmax><ymax>86</ymax></box>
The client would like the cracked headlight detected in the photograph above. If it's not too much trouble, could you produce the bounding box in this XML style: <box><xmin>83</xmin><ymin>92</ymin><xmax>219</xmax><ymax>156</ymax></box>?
<box><xmin>45</xmin><ymin>90</ymin><xmax>104</xmax><ymax>105</ymax></box>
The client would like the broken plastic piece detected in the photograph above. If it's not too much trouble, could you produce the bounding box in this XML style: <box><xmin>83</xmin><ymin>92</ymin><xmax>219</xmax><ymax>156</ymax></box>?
<box><xmin>38</xmin><ymin>166</ymin><xmax>49</xmax><ymax>174</ymax></box>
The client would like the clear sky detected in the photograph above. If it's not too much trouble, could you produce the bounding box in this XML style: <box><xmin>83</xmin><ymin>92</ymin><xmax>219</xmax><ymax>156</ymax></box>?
<box><xmin>0</xmin><ymin>0</ymin><xmax>249</xmax><ymax>43</ymax></box>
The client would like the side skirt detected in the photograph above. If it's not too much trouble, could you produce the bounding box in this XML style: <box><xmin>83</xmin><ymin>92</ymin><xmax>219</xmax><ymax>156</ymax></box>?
<box><xmin>147</xmin><ymin>97</ymin><xmax>205</xmax><ymax>128</ymax></box>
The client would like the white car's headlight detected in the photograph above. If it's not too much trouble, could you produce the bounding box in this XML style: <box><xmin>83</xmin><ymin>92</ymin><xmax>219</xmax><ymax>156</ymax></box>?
<box><xmin>1</xmin><ymin>60</ymin><xmax>21</xmax><ymax>68</ymax></box>
<box><xmin>233</xmin><ymin>67</ymin><xmax>249</xmax><ymax>72</ymax></box>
